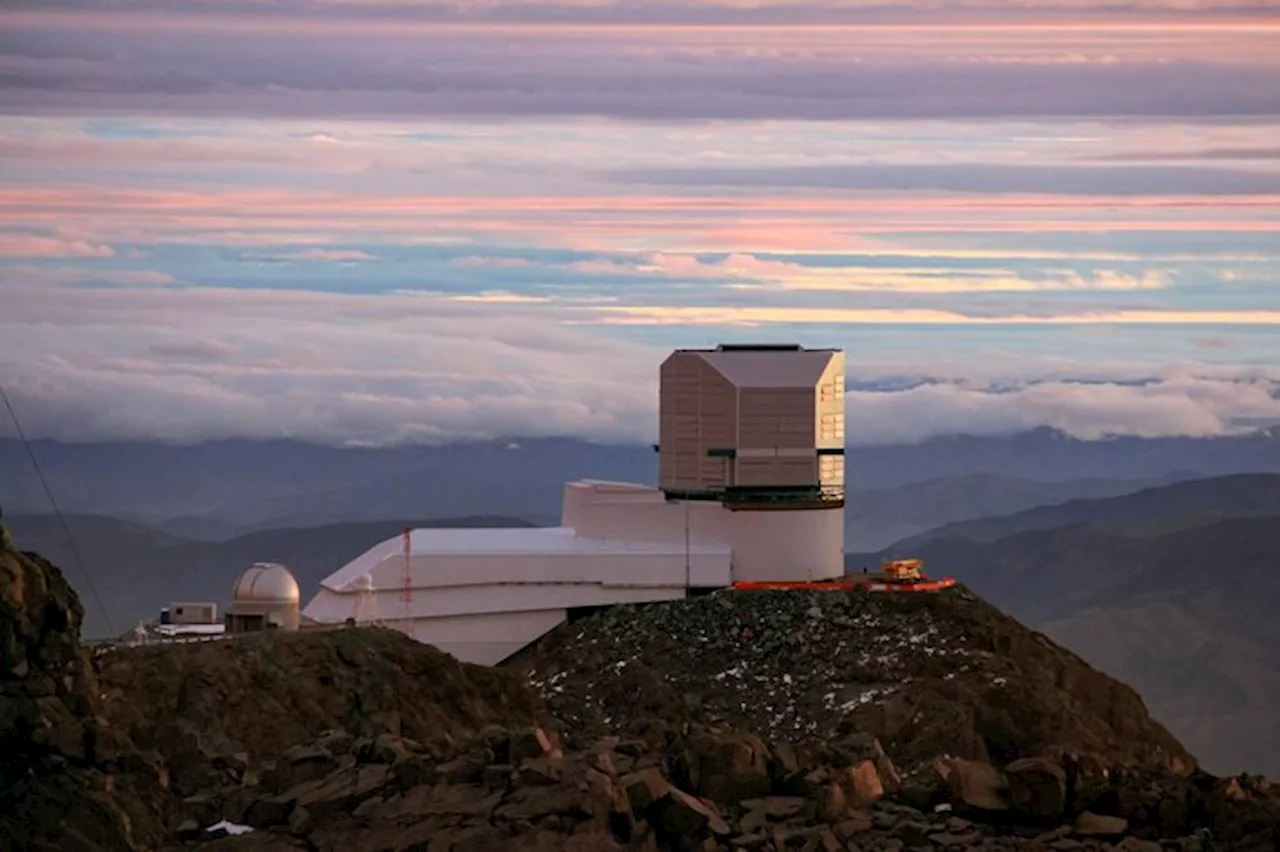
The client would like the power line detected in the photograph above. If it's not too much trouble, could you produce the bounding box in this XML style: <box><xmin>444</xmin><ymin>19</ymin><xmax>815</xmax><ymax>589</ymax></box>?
<box><xmin>0</xmin><ymin>383</ymin><xmax>114</xmax><ymax>637</ymax></box>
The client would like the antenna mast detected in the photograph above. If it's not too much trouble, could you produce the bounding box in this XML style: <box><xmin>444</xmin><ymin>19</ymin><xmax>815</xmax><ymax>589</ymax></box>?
<box><xmin>400</xmin><ymin>527</ymin><xmax>413</xmax><ymax>637</ymax></box>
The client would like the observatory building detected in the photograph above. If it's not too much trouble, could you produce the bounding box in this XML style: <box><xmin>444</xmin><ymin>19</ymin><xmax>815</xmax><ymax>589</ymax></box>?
<box><xmin>303</xmin><ymin>344</ymin><xmax>846</xmax><ymax>664</ymax></box>
<box><xmin>226</xmin><ymin>562</ymin><xmax>302</xmax><ymax>633</ymax></box>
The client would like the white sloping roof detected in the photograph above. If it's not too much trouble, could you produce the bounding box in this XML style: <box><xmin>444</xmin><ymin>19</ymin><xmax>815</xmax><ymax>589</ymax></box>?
<box><xmin>321</xmin><ymin>526</ymin><xmax>730</xmax><ymax>591</ymax></box>
<box><xmin>697</xmin><ymin>349</ymin><xmax>835</xmax><ymax>388</ymax></box>
<box><xmin>408</xmin><ymin>526</ymin><xmax>728</xmax><ymax>556</ymax></box>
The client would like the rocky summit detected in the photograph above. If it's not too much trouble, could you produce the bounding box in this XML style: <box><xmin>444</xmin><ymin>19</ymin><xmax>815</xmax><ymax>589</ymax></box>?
<box><xmin>513</xmin><ymin>588</ymin><xmax>1193</xmax><ymax>776</ymax></box>
<box><xmin>2</xmin><ymin>539</ymin><xmax>1279</xmax><ymax>852</ymax></box>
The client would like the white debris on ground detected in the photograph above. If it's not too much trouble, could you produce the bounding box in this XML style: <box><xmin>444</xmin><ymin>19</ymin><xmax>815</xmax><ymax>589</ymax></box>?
<box><xmin>206</xmin><ymin>820</ymin><xmax>253</xmax><ymax>835</ymax></box>
<box><xmin>522</xmin><ymin>587</ymin><xmax>1011</xmax><ymax>744</ymax></box>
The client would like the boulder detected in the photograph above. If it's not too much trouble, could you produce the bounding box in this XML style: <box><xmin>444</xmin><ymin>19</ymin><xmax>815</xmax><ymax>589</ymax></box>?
<box><xmin>832</xmin><ymin>811</ymin><xmax>874</xmax><ymax>841</ymax></box>
<box><xmin>680</xmin><ymin>730</ymin><xmax>772</xmax><ymax>803</ymax></box>
<box><xmin>649</xmin><ymin>787</ymin><xmax>731</xmax><ymax>840</ymax></box>
<box><xmin>517</xmin><ymin>757</ymin><xmax>562</xmax><ymax>787</ymax></box>
<box><xmin>621</xmin><ymin>768</ymin><xmax>671</xmax><ymax>816</ymax></box>
<box><xmin>281</xmin><ymin>745</ymin><xmax>335</xmax><ymax>785</ymax></box>
<box><xmin>287</xmin><ymin>764</ymin><xmax>394</xmax><ymax>821</ymax></box>
<box><xmin>742</xmin><ymin>796</ymin><xmax>807</xmax><ymax>820</ymax></box>
<box><xmin>1074</xmin><ymin>811</ymin><xmax>1129</xmax><ymax>837</ymax></box>
<box><xmin>437</xmin><ymin>751</ymin><xmax>488</xmax><ymax>784</ymax></box>
<box><xmin>483</xmin><ymin>763</ymin><xmax>516</xmax><ymax>788</ymax></box>
<box><xmin>244</xmin><ymin>793</ymin><xmax>296</xmax><ymax>827</ymax></box>
<box><xmin>945</xmin><ymin>759</ymin><xmax>1009</xmax><ymax>812</ymax></box>
<box><xmin>892</xmin><ymin>819</ymin><xmax>933</xmax><ymax>846</ymax></box>
<box><xmin>1006</xmin><ymin>756</ymin><xmax>1068</xmax><ymax>820</ymax></box>
<box><xmin>369</xmin><ymin>733</ymin><xmax>410</xmax><ymax>764</ymax></box>
<box><xmin>391</xmin><ymin>754</ymin><xmax>436</xmax><ymax>790</ymax></box>
<box><xmin>840</xmin><ymin>760</ymin><xmax>884</xmax><ymax>808</ymax></box>
<box><xmin>511</xmin><ymin>727</ymin><xmax>561</xmax><ymax>763</ymax></box>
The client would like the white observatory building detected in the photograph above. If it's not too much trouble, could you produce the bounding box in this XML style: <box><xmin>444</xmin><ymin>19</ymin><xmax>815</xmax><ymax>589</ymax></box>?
<box><xmin>303</xmin><ymin>344</ymin><xmax>846</xmax><ymax>664</ymax></box>
<box><xmin>226</xmin><ymin>562</ymin><xmax>302</xmax><ymax>633</ymax></box>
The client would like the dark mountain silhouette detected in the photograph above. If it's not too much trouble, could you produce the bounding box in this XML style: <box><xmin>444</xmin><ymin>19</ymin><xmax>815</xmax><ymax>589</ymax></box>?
<box><xmin>899</xmin><ymin>472</ymin><xmax>1280</xmax><ymax>547</ymax></box>
<box><xmin>842</xmin><ymin>471</ymin><xmax>1185</xmax><ymax>551</ymax></box>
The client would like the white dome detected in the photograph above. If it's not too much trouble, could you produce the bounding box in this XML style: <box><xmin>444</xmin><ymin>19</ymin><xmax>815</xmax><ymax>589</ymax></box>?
<box><xmin>232</xmin><ymin>562</ymin><xmax>300</xmax><ymax>604</ymax></box>
<box><xmin>346</xmin><ymin>573</ymin><xmax>376</xmax><ymax>592</ymax></box>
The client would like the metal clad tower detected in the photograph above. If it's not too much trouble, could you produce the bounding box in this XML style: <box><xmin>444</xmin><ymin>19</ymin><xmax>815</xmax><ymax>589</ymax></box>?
<box><xmin>658</xmin><ymin>343</ymin><xmax>846</xmax><ymax>581</ymax></box>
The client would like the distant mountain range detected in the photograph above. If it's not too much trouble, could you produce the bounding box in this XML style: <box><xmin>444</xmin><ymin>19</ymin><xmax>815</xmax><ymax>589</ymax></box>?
<box><xmin>4</xmin><ymin>429</ymin><xmax>1279</xmax><ymax>539</ymax></box>
<box><xmin>850</xmin><ymin>473</ymin><xmax>1280</xmax><ymax>779</ymax></box>
<box><xmin>897</xmin><ymin>472</ymin><xmax>1280</xmax><ymax>548</ymax></box>
<box><xmin>842</xmin><ymin>471</ymin><xmax>1190</xmax><ymax>551</ymax></box>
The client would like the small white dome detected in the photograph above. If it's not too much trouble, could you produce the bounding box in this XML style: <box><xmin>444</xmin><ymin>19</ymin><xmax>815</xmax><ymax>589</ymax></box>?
<box><xmin>232</xmin><ymin>562</ymin><xmax>300</xmax><ymax>604</ymax></box>
<box><xmin>344</xmin><ymin>573</ymin><xmax>376</xmax><ymax>592</ymax></box>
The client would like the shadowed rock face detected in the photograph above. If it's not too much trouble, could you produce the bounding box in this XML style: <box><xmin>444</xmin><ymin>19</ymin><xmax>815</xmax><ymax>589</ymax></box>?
<box><xmin>96</xmin><ymin>620</ymin><xmax>548</xmax><ymax>799</ymax></box>
<box><xmin>4</xmin><ymin>543</ymin><xmax>1279</xmax><ymax>851</ymax></box>
<box><xmin>0</xmin><ymin>544</ymin><xmax>170</xmax><ymax>852</ymax></box>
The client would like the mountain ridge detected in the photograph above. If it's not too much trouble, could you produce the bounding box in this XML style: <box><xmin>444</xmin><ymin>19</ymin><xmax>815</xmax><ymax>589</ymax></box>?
<box><xmin>6</xmin><ymin>430</ymin><xmax>1280</xmax><ymax>533</ymax></box>
<box><xmin>859</xmin><ymin>477</ymin><xmax>1280</xmax><ymax>778</ymax></box>
<box><xmin>897</xmin><ymin>472</ymin><xmax>1280</xmax><ymax>548</ymax></box>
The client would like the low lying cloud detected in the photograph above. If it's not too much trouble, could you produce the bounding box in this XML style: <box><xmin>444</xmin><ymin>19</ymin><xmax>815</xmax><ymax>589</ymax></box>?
<box><xmin>2</xmin><ymin>280</ymin><xmax>1277</xmax><ymax>447</ymax></box>
<box><xmin>0</xmin><ymin>281</ymin><xmax>660</xmax><ymax>445</ymax></box>
<box><xmin>845</xmin><ymin>373</ymin><xmax>1280</xmax><ymax>445</ymax></box>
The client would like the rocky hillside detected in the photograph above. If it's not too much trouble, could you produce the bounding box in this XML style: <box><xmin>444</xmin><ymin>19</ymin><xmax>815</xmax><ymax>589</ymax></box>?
<box><xmin>3</xmin><ymin>537</ymin><xmax>1279</xmax><ymax>851</ymax></box>
<box><xmin>513</xmin><ymin>588</ymin><xmax>1192</xmax><ymax>778</ymax></box>
<box><xmin>96</xmin><ymin>626</ymin><xmax>547</xmax><ymax>799</ymax></box>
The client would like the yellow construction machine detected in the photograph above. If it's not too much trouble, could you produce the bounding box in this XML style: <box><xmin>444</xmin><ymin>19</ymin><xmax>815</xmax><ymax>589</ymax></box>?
<box><xmin>879</xmin><ymin>558</ymin><xmax>924</xmax><ymax>583</ymax></box>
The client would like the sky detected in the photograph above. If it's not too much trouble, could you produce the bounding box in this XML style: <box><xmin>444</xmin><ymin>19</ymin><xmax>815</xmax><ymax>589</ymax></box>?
<box><xmin>2</xmin><ymin>0</ymin><xmax>1279</xmax><ymax>447</ymax></box>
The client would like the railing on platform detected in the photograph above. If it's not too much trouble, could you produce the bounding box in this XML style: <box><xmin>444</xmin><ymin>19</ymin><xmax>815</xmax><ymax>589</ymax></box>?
<box><xmin>664</xmin><ymin>485</ymin><xmax>846</xmax><ymax>510</ymax></box>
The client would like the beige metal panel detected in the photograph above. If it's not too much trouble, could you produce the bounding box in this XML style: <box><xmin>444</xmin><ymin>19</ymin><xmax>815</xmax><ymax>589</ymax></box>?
<box><xmin>168</xmin><ymin>602</ymin><xmax>218</xmax><ymax>624</ymax></box>
<box><xmin>659</xmin><ymin>350</ymin><xmax>737</xmax><ymax>493</ymax></box>
<box><xmin>563</xmin><ymin>481</ymin><xmax>735</xmax><ymax>552</ymax></box>
<box><xmin>737</xmin><ymin>387</ymin><xmax>815</xmax><ymax>451</ymax></box>
<box><xmin>728</xmin><ymin>506</ymin><xmax>844</xmax><ymax>582</ymax></box>
<box><xmin>226</xmin><ymin>599</ymin><xmax>301</xmax><ymax>631</ymax></box>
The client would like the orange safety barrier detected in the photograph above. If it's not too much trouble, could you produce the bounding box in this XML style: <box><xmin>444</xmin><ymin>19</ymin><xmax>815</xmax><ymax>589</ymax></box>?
<box><xmin>733</xmin><ymin>579</ymin><xmax>857</xmax><ymax>591</ymax></box>
<box><xmin>732</xmin><ymin>576</ymin><xmax>957</xmax><ymax>593</ymax></box>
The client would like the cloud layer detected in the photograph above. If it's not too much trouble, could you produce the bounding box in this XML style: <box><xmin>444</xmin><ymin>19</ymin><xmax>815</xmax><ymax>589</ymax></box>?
<box><xmin>4</xmin><ymin>280</ymin><xmax>1279</xmax><ymax>446</ymax></box>
<box><xmin>2</xmin><ymin>3</ymin><xmax>1279</xmax><ymax>446</ymax></box>
<box><xmin>4</xmin><ymin>10</ymin><xmax>1280</xmax><ymax>120</ymax></box>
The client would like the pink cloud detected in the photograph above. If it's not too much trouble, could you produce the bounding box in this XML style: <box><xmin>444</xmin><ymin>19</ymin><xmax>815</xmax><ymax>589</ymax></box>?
<box><xmin>0</xmin><ymin>233</ymin><xmax>115</xmax><ymax>259</ymax></box>
<box><xmin>273</xmin><ymin>248</ymin><xmax>378</xmax><ymax>261</ymax></box>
